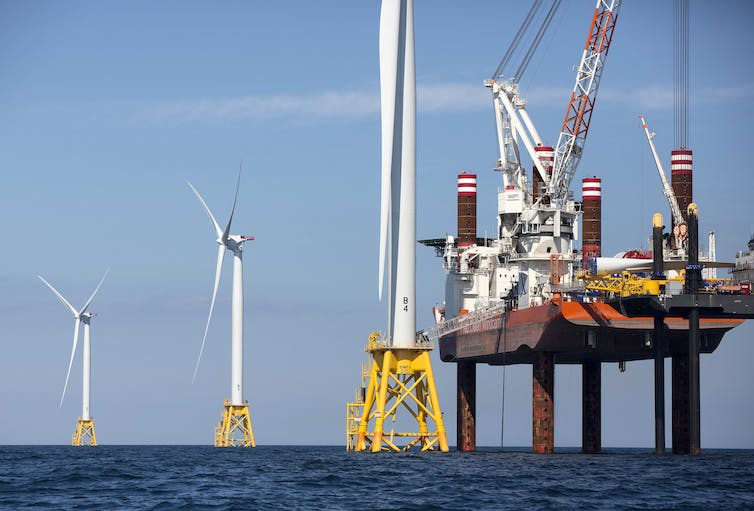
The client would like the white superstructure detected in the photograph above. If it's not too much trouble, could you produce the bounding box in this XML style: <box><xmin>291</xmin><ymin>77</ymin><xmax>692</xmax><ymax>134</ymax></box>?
<box><xmin>436</xmin><ymin>177</ymin><xmax>581</xmax><ymax>323</ymax></box>
<box><xmin>733</xmin><ymin>237</ymin><xmax>754</xmax><ymax>284</ymax></box>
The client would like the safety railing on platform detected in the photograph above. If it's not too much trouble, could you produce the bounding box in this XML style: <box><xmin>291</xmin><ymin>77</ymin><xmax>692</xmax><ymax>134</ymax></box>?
<box><xmin>421</xmin><ymin>302</ymin><xmax>507</xmax><ymax>341</ymax></box>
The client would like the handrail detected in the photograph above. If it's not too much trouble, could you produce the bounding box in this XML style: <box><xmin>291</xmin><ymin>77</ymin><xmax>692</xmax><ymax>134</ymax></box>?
<box><xmin>422</xmin><ymin>302</ymin><xmax>507</xmax><ymax>340</ymax></box>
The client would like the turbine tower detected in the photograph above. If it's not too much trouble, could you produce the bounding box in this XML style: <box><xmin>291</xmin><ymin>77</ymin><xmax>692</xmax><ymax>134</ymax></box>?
<box><xmin>39</xmin><ymin>271</ymin><xmax>108</xmax><ymax>446</ymax></box>
<box><xmin>189</xmin><ymin>171</ymin><xmax>256</xmax><ymax>448</ymax></box>
<box><xmin>353</xmin><ymin>0</ymin><xmax>449</xmax><ymax>453</ymax></box>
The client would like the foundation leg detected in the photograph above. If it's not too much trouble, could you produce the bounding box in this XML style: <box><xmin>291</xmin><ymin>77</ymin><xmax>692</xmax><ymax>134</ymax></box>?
<box><xmin>582</xmin><ymin>361</ymin><xmax>601</xmax><ymax>454</ymax></box>
<box><xmin>653</xmin><ymin>315</ymin><xmax>666</xmax><ymax>454</ymax></box>
<box><xmin>672</xmin><ymin>354</ymin><xmax>690</xmax><ymax>454</ymax></box>
<box><xmin>532</xmin><ymin>352</ymin><xmax>554</xmax><ymax>454</ymax></box>
<box><xmin>689</xmin><ymin>308</ymin><xmax>701</xmax><ymax>456</ymax></box>
<box><xmin>457</xmin><ymin>361</ymin><xmax>476</xmax><ymax>452</ymax></box>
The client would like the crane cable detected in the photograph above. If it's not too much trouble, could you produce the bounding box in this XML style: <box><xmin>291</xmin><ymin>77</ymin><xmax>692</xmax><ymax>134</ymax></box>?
<box><xmin>492</xmin><ymin>0</ymin><xmax>544</xmax><ymax>80</ymax></box>
<box><xmin>674</xmin><ymin>0</ymin><xmax>689</xmax><ymax>149</ymax></box>
<box><xmin>500</xmin><ymin>310</ymin><xmax>508</xmax><ymax>449</ymax></box>
<box><xmin>515</xmin><ymin>0</ymin><xmax>562</xmax><ymax>82</ymax></box>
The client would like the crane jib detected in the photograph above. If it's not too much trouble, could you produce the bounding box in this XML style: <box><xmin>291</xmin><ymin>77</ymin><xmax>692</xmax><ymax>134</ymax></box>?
<box><xmin>551</xmin><ymin>0</ymin><xmax>621</xmax><ymax>203</ymax></box>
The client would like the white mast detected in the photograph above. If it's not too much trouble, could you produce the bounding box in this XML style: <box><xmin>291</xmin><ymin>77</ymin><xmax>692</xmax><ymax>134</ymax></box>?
<box><xmin>81</xmin><ymin>316</ymin><xmax>92</xmax><ymax>420</ymax></box>
<box><xmin>379</xmin><ymin>0</ymin><xmax>416</xmax><ymax>348</ymax></box>
<box><xmin>231</xmin><ymin>245</ymin><xmax>244</xmax><ymax>404</ymax></box>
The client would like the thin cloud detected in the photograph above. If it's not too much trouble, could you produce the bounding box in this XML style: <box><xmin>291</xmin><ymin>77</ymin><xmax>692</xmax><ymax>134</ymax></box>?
<box><xmin>154</xmin><ymin>91</ymin><xmax>379</xmax><ymax>122</ymax></box>
<box><xmin>418</xmin><ymin>83</ymin><xmax>489</xmax><ymax>111</ymax></box>
<box><xmin>151</xmin><ymin>82</ymin><xmax>754</xmax><ymax>122</ymax></box>
<box><xmin>153</xmin><ymin>83</ymin><xmax>492</xmax><ymax>122</ymax></box>
<box><xmin>598</xmin><ymin>83</ymin><xmax>754</xmax><ymax>109</ymax></box>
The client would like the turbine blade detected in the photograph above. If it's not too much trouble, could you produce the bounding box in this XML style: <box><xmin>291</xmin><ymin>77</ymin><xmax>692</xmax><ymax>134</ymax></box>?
<box><xmin>192</xmin><ymin>244</ymin><xmax>225</xmax><ymax>382</ymax></box>
<box><xmin>378</xmin><ymin>0</ymin><xmax>401</xmax><ymax>301</ymax></box>
<box><xmin>80</xmin><ymin>269</ymin><xmax>109</xmax><ymax>315</ymax></box>
<box><xmin>188</xmin><ymin>181</ymin><xmax>223</xmax><ymax>238</ymax></box>
<box><xmin>222</xmin><ymin>165</ymin><xmax>242</xmax><ymax>243</ymax></box>
<box><xmin>60</xmin><ymin>318</ymin><xmax>81</xmax><ymax>407</ymax></box>
<box><xmin>38</xmin><ymin>276</ymin><xmax>78</xmax><ymax>316</ymax></box>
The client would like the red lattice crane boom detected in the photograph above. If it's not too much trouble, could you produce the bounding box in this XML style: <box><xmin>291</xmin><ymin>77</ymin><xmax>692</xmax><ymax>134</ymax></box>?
<box><xmin>550</xmin><ymin>0</ymin><xmax>621</xmax><ymax>203</ymax></box>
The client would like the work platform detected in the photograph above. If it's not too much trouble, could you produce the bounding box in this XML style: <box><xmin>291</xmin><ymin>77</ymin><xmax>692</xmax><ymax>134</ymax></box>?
<box><xmin>442</xmin><ymin>292</ymin><xmax>754</xmax><ymax>455</ymax></box>
<box><xmin>438</xmin><ymin>297</ymin><xmax>748</xmax><ymax>366</ymax></box>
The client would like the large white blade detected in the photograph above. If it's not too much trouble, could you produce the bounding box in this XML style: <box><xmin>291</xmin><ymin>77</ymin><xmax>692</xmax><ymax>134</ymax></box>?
<box><xmin>188</xmin><ymin>181</ymin><xmax>223</xmax><ymax>239</ymax></box>
<box><xmin>38</xmin><ymin>276</ymin><xmax>78</xmax><ymax>316</ymax></box>
<box><xmin>80</xmin><ymin>269</ymin><xmax>109</xmax><ymax>315</ymax></box>
<box><xmin>222</xmin><ymin>166</ymin><xmax>242</xmax><ymax>244</ymax></box>
<box><xmin>192</xmin><ymin>244</ymin><xmax>225</xmax><ymax>382</ymax></box>
<box><xmin>60</xmin><ymin>318</ymin><xmax>81</xmax><ymax>407</ymax></box>
<box><xmin>378</xmin><ymin>0</ymin><xmax>402</xmax><ymax>302</ymax></box>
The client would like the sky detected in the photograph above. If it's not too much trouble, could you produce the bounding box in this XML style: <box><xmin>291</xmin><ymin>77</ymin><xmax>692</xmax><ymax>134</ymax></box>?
<box><xmin>1</xmin><ymin>0</ymin><xmax>753</xmax><ymax>448</ymax></box>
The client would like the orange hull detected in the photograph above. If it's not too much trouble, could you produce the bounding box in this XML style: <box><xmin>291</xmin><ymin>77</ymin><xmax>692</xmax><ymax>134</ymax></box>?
<box><xmin>439</xmin><ymin>299</ymin><xmax>744</xmax><ymax>365</ymax></box>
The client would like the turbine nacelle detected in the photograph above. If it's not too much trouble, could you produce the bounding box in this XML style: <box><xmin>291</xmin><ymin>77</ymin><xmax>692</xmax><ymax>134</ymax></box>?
<box><xmin>78</xmin><ymin>312</ymin><xmax>97</xmax><ymax>323</ymax></box>
<box><xmin>218</xmin><ymin>234</ymin><xmax>255</xmax><ymax>253</ymax></box>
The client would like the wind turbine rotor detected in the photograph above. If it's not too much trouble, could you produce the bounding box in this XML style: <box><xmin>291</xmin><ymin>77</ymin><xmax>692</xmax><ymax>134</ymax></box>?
<box><xmin>38</xmin><ymin>273</ymin><xmax>107</xmax><ymax>407</ymax></box>
<box><xmin>193</xmin><ymin>243</ymin><xmax>225</xmax><ymax>383</ymax></box>
<box><xmin>60</xmin><ymin>317</ymin><xmax>81</xmax><ymax>407</ymax></box>
<box><xmin>189</xmin><ymin>169</ymin><xmax>245</xmax><ymax>382</ymax></box>
<box><xmin>80</xmin><ymin>270</ymin><xmax>109</xmax><ymax>316</ymax></box>
<box><xmin>38</xmin><ymin>276</ymin><xmax>78</xmax><ymax>316</ymax></box>
<box><xmin>188</xmin><ymin>181</ymin><xmax>223</xmax><ymax>240</ymax></box>
<box><xmin>377</xmin><ymin>0</ymin><xmax>401</xmax><ymax>303</ymax></box>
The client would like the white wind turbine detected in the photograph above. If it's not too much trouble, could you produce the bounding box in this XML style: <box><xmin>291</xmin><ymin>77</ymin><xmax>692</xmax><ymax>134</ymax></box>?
<box><xmin>188</xmin><ymin>171</ymin><xmax>254</xmax><ymax>407</ymax></box>
<box><xmin>39</xmin><ymin>272</ymin><xmax>108</xmax><ymax>420</ymax></box>
<box><xmin>354</xmin><ymin>0</ymin><xmax>448</xmax><ymax>453</ymax></box>
<box><xmin>378</xmin><ymin>0</ymin><xmax>416</xmax><ymax>348</ymax></box>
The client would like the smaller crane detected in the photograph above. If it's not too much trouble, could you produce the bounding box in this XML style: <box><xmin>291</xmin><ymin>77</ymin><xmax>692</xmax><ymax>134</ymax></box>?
<box><xmin>639</xmin><ymin>114</ymin><xmax>687</xmax><ymax>249</ymax></box>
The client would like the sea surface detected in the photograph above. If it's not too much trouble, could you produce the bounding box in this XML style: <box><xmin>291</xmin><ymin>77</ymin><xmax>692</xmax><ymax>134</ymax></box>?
<box><xmin>1</xmin><ymin>446</ymin><xmax>753</xmax><ymax>510</ymax></box>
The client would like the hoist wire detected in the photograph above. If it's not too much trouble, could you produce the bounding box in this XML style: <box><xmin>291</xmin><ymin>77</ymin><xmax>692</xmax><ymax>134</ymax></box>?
<box><xmin>500</xmin><ymin>312</ymin><xmax>508</xmax><ymax>449</ymax></box>
<box><xmin>492</xmin><ymin>0</ymin><xmax>544</xmax><ymax>80</ymax></box>
<box><xmin>674</xmin><ymin>0</ymin><xmax>689</xmax><ymax>148</ymax></box>
<box><xmin>515</xmin><ymin>0</ymin><xmax>562</xmax><ymax>82</ymax></box>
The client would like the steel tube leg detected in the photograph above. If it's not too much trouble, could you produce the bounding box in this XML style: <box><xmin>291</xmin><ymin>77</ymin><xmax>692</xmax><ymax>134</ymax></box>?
<box><xmin>672</xmin><ymin>354</ymin><xmax>690</xmax><ymax>454</ymax></box>
<box><xmin>370</xmin><ymin>351</ymin><xmax>394</xmax><ymax>452</ymax></box>
<box><xmin>689</xmin><ymin>308</ymin><xmax>701</xmax><ymax>456</ymax></box>
<box><xmin>654</xmin><ymin>315</ymin><xmax>666</xmax><ymax>454</ymax></box>
<box><xmin>532</xmin><ymin>352</ymin><xmax>554</xmax><ymax>454</ymax></box>
<box><xmin>582</xmin><ymin>361</ymin><xmax>601</xmax><ymax>454</ymax></box>
<box><xmin>457</xmin><ymin>361</ymin><xmax>476</xmax><ymax>452</ymax></box>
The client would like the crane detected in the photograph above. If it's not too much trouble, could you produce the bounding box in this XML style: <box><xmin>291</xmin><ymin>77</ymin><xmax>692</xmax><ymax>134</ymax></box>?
<box><xmin>486</xmin><ymin>0</ymin><xmax>621</xmax><ymax>211</ymax></box>
<box><xmin>639</xmin><ymin>114</ymin><xmax>686</xmax><ymax>235</ymax></box>
<box><xmin>550</xmin><ymin>0</ymin><xmax>622</xmax><ymax>203</ymax></box>
<box><xmin>485</xmin><ymin>0</ymin><xmax>562</xmax><ymax>202</ymax></box>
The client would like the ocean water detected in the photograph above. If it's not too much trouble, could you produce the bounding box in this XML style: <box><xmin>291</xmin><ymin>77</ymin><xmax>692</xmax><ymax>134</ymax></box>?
<box><xmin>1</xmin><ymin>446</ymin><xmax>753</xmax><ymax>510</ymax></box>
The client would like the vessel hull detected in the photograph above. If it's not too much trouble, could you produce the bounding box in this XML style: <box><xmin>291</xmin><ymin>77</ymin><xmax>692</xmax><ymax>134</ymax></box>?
<box><xmin>439</xmin><ymin>300</ymin><xmax>743</xmax><ymax>365</ymax></box>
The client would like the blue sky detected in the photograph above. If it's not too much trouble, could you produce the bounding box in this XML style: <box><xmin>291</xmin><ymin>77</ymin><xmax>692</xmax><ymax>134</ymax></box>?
<box><xmin>1</xmin><ymin>0</ymin><xmax>752</xmax><ymax>447</ymax></box>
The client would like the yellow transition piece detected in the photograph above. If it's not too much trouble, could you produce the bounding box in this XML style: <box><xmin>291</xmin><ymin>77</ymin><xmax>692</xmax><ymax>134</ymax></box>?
<box><xmin>72</xmin><ymin>417</ymin><xmax>97</xmax><ymax>446</ymax></box>
<box><xmin>215</xmin><ymin>399</ymin><xmax>255</xmax><ymax>447</ymax></box>
<box><xmin>351</xmin><ymin>332</ymin><xmax>449</xmax><ymax>453</ymax></box>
